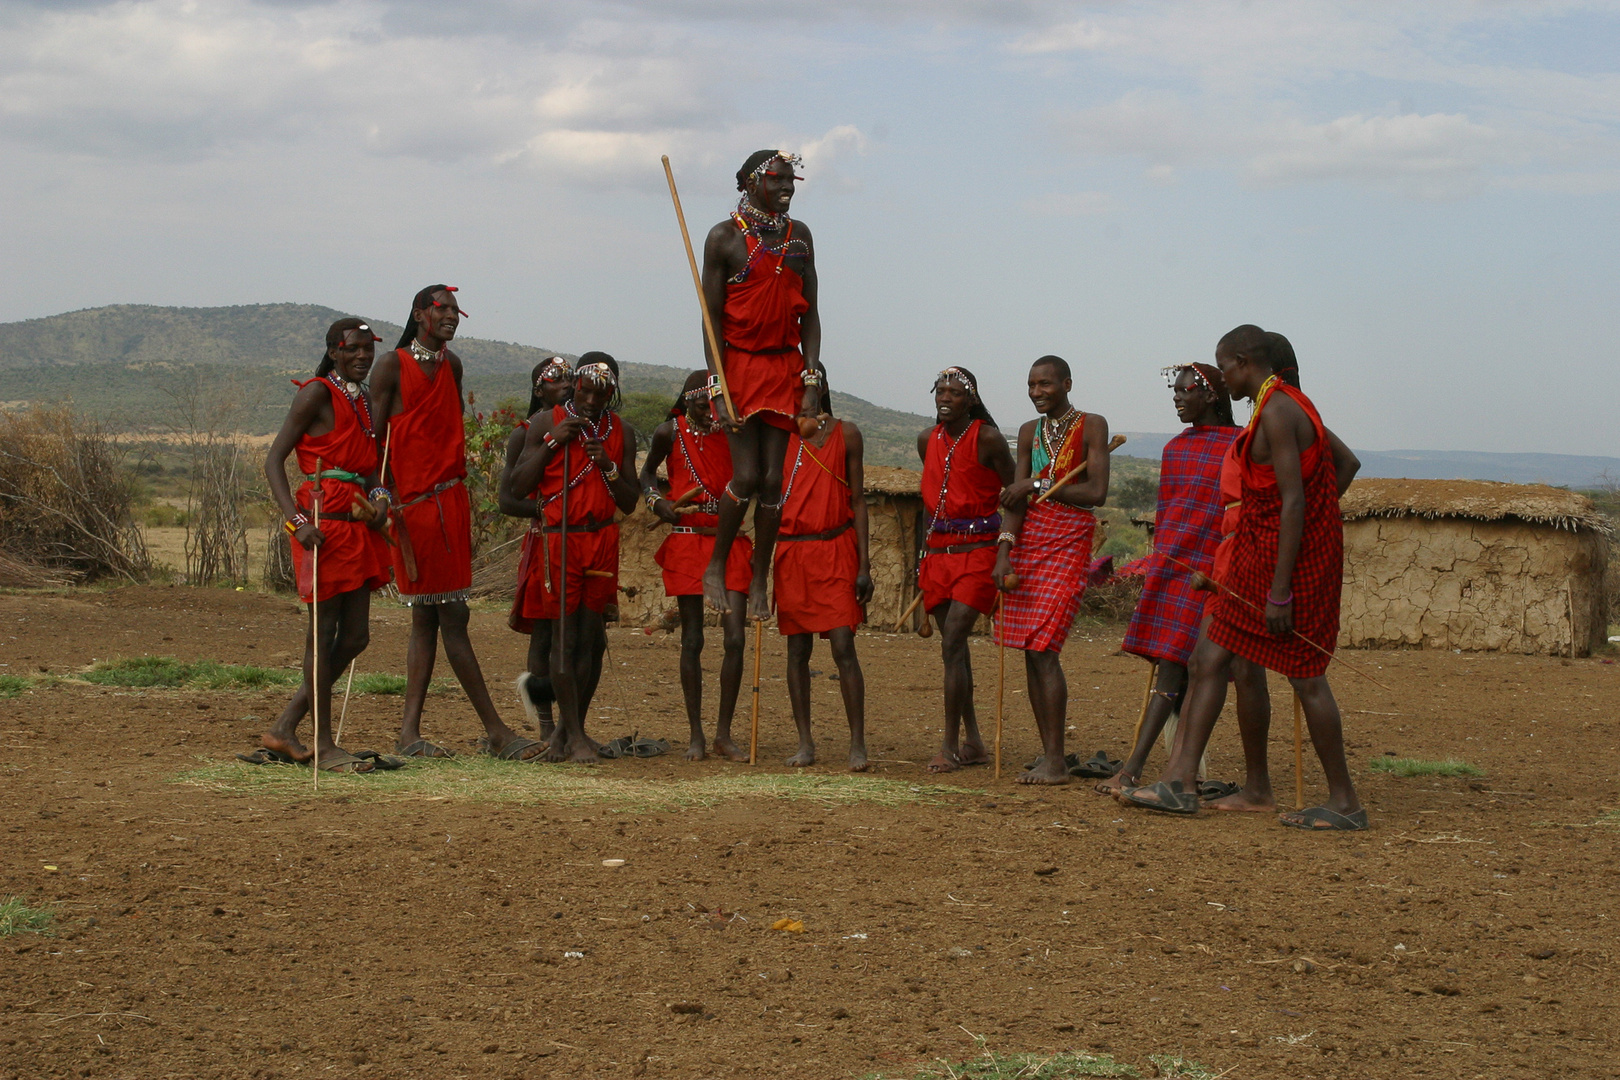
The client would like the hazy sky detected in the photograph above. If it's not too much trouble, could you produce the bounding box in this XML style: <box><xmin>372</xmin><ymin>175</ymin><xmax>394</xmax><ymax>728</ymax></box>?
<box><xmin>4</xmin><ymin>1</ymin><xmax>1618</xmax><ymax>454</ymax></box>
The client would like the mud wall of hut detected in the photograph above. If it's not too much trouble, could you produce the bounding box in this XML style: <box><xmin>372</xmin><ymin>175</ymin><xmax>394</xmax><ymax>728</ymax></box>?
<box><xmin>1340</xmin><ymin>517</ymin><xmax>1609</xmax><ymax>656</ymax></box>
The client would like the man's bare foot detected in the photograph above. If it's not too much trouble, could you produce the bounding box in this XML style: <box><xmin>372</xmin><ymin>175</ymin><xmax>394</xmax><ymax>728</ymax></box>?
<box><xmin>262</xmin><ymin>730</ymin><xmax>312</xmax><ymax>764</ymax></box>
<box><xmin>711</xmin><ymin>735</ymin><xmax>750</xmax><ymax>762</ymax></box>
<box><xmin>957</xmin><ymin>740</ymin><xmax>990</xmax><ymax>767</ymax></box>
<box><xmin>543</xmin><ymin>727</ymin><xmax>570</xmax><ymax>763</ymax></box>
<box><xmin>685</xmin><ymin>737</ymin><xmax>707</xmax><ymax>762</ymax></box>
<box><xmin>786</xmin><ymin>744</ymin><xmax>816</xmax><ymax>768</ymax></box>
<box><xmin>1016</xmin><ymin>756</ymin><xmax>1072</xmax><ymax>785</ymax></box>
<box><xmin>1205</xmin><ymin>790</ymin><xmax>1276</xmax><ymax>812</ymax></box>
<box><xmin>747</xmin><ymin>577</ymin><xmax>771</xmax><ymax>622</ymax></box>
<box><xmin>926</xmin><ymin>751</ymin><xmax>959</xmax><ymax>774</ymax></box>
<box><xmin>848</xmin><ymin>744</ymin><xmax>869</xmax><ymax>772</ymax></box>
<box><xmin>567</xmin><ymin>733</ymin><xmax>601</xmax><ymax>764</ymax></box>
<box><xmin>703</xmin><ymin>562</ymin><xmax>730</xmax><ymax>613</ymax></box>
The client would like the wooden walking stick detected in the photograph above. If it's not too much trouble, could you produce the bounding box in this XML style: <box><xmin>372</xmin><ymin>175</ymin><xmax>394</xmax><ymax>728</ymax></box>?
<box><xmin>893</xmin><ymin>591</ymin><xmax>925</xmax><ymax>634</ymax></box>
<box><xmin>1131</xmin><ymin>660</ymin><xmax>1158</xmax><ymax>748</ymax></box>
<box><xmin>749</xmin><ymin>617</ymin><xmax>763</xmax><ymax>765</ymax></box>
<box><xmin>642</xmin><ymin>485</ymin><xmax>704</xmax><ymax>531</ymax></box>
<box><xmin>662</xmin><ymin>155</ymin><xmax>738</xmax><ymax>424</ymax></box>
<box><xmin>1292</xmin><ymin>692</ymin><xmax>1305</xmax><ymax>811</ymax></box>
<box><xmin>558</xmin><ymin>442</ymin><xmax>570</xmax><ymax>742</ymax></box>
<box><xmin>994</xmin><ymin>592</ymin><xmax>1006</xmax><ymax>780</ymax></box>
<box><xmin>1030</xmin><ymin>433</ymin><xmax>1127</xmax><ymax>506</ymax></box>
<box><xmin>335</xmin><ymin>660</ymin><xmax>356</xmax><ymax>743</ymax></box>
<box><xmin>310</xmin><ymin>457</ymin><xmax>322</xmax><ymax>790</ymax></box>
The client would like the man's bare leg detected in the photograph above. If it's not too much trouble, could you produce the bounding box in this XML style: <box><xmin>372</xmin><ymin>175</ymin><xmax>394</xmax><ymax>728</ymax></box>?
<box><xmin>572</xmin><ymin>609</ymin><xmax>608</xmax><ymax>756</ymax></box>
<box><xmin>745</xmin><ymin>424</ymin><xmax>789</xmax><ymax>622</ymax></box>
<box><xmin>676</xmin><ymin>594</ymin><xmax>708</xmax><ymax>760</ymax></box>
<box><xmin>264</xmin><ymin>590</ymin><xmax>371</xmax><ymax>762</ymax></box>
<box><xmin>437</xmin><ymin>600</ymin><xmax>535</xmax><ymax>759</ymax></box>
<box><xmin>1097</xmin><ymin>661</ymin><xmax>1187</xmax><ymax>795</ymax></box>
<box><xmin>827</xmin><ymin>627</ymin><xmax>868</xmax><ymax>771</ymax></box>
<box><xmin>1122</xmin><ymin>635</ymin><xmax>1234</xmax><ymax>808</ymax></box>
<box><xmin>524</xmin><ymin>621</ymin><xmax>555</xmax><ymax>740</ymax></box>
<box><xmin>394</xmin><ymin>603</ymin><xmax>442</xmax><ymax>752</ymax></box>
<box><xmin>549</xmin><ymin>605</ymin><xmax>600</xmax><ymax>763</ymax></box>
<box><xmin>1279</xmin><ymin>674</ymin><xmax>1362</xmax><ymax>821</ymax></box>
<box><xmin>1017</xmin><ymin>648</ymin><xmax>1070</xmax><ymax>785</ymax></box>
<box><xmin>712</xmin><ymin>593</ymin><xmax>750</xmax><ymax>761</ymax></box>
<box><xmin>1204</xmin><ymin>657</ymin><xmax>1277</xmax><ymax>812</ymax></box>
<box><xmin>704</xmin><ymin>420</ymin><xmax>762</xmax><ymax>612</ymax></box>
<box><xmin>928</xmin><ymin>600</ymin><xmax>985</xmax><ymax>772</ymax></box>
<box><xmin>785</xmin><ymin>633</ymin><xmax>817</xmax><ymax>767</ymax></box>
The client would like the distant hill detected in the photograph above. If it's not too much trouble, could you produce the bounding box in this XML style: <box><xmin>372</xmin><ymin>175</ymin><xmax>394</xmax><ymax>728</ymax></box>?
<box><xmin>0</xmin><ymin>304</ymin><xmax>936</xmax><ymax>467</ymax></box>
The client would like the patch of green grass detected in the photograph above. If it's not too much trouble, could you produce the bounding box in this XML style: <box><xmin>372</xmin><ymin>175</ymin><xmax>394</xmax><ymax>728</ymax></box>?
<box><xmin>177</xmin><ymin>757</ymin><xmax>978</xmax><ymax>810</ymax></box>
<box><xmin>0</xmin><ymin>675</ymin><xmax>30</xmax><ymax>699</ymax></box>
<box><xmin>1368</xmin><ymin>756</ymin><xmax>1483</xmax><ymax>779</ymax></box>
<box><xmin>351</xmin><ymin>672</ymin><xmax>409</xmax><ymax>695</ymax></box>
<box><xmin>79</xmin><ymin>657</ymin><xmax>300</xmax><ymax>691</ymax></box>
<box><xmin>862</xmin><ymin>1050</ymin><xmax>1138</xmax><ymax>1079</ymax></box>
<box><xmin>1148</xmin><ymin>1055</ymin><xmax>1218</xmax><ymax>1080</ymax></box>
<box><xmin>0</xmin><ymin>897</ymin><xmax>54</xmax><ymax>937</ymax></box>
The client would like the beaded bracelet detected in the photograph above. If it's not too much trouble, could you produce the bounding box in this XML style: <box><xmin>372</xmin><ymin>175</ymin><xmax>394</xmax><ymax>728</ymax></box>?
<box><xmin>997</xmin><ymin>531</ymin><xmax>1018</xmax><ymax>546</ymax></box>
<box><xmin>369</xmin><ymin>487</ymin><xmax>391</xmax><ymax>504</ymax></box>
<box><xmin>1267</xmin><ymin>591</ymin><xmax>1293</xmax><ymax>606</ymax></box>
<box><xmin>800</xmin><ymin>368</ymin><xmax>824</xmax><ymax>387</ymax></box>
<box><xmin>284</xmin><ymin>511</ymin><xmax>311</xmax><ymax>536</ymax></box>
<box><xmin>602</xmin><ymin>462</ymin><xmax>620</xmax><ymax>482</ymax></box>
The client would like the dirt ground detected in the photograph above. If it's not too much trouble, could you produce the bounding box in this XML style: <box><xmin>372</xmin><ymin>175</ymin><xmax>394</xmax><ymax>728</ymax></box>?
<box><xmin>1</xmin><ymin>585</ymin><xmax>1616</xmax><ymax>1079</ymax></box>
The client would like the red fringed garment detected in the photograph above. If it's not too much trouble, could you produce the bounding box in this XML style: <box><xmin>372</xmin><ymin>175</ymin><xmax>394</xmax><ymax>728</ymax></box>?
<box><xmin>654</xmin><ymin>417</ymin><xmax>753</xmax><ymax>597</ymax></box>
<box><xmin>511</xmin><ymin>405</ymin><xmax>624</xmax><ymax>629</ymax></box>
<box><xmin>998</xmin><ymin>414</ymin><xmax>1096</xmax><ymax>653</ymax></box>
<box><xmin>289</xmin><ymin>378</ymin><xmax>392</xmax><ymax>604</ymax></box>
<box><xmin>1206</xmin><ymin>382</ymin><xmax>1342</xmax><ymax>679</ymax></box>
<box><xmin>387</xmin><ymin>349</ymin><xmax>472</xmax><ymax>605</ymax></box>
<box><xmin>721</xmin><ymin>219</ymin><xmax>809</xmax><ymax>431</ymax></box>
<box><xmin>1122</xmin><ymin>424</ymin><xmax>1239</xmax><ymax>665</ymax></box>
<box><xmin>773</xmin><ymin>425</ymin><xmax>862</xmax><ymax>637</ymax></box>
<box><xmin>918</xmin><ymin>419</ymin><xmax>1002</xmax><ymax>617</ymax></box>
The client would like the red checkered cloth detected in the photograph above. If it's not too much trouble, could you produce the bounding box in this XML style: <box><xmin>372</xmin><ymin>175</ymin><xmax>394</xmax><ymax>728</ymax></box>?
<box><xmin>1122</xmin><ymin>425</ymin><xmax>1239</xmax><ymax>666</ymax></box>
<box><xmin>996</xmin><ymin>502</ymin><xmax>1096</xmax><ymax>652</ymax></box>
<box><xmin>1207</xmin><ymin>384</ymin><xmax>1341</xmax><ymax>678</ymax></box>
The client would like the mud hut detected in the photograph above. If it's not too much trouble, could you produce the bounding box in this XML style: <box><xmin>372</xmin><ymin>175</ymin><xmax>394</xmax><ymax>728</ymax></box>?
<box><xmin>1339</xmin><ymin>479</ymin><xmax>1611</xmax><ymax>656</ymax></box>
<box><xmin>616</xmin><ymin>464</ymin><xmax>927</xmax><ymax>630</ymax></box>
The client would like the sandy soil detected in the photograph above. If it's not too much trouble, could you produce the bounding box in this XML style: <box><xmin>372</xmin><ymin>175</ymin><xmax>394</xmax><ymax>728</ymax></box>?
<box><xmin>0</xmin><ymin>585</ymin><xmax>1616</xmax><ymax>1079</ymax></box>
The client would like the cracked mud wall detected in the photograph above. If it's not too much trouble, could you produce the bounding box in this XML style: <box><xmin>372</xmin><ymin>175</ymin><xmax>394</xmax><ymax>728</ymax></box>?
<box><xmin>1341</xmin><ymin>517</ymin><xmax>1608</xmax><ymax>656</ymax></box>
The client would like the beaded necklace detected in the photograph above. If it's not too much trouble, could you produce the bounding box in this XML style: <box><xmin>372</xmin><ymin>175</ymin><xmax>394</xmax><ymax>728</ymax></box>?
<box><xmin>926</xmin><ymin>420</ymin><xmax>975</xmax><ymax>530</ymax></box>
<box><xmin>1245</xmin><ymin>375</ymin><xmax>1281</xmax><ymax>430</ymax></box>
<box><xmin>734</xmin><ymin>195</ymin><xmax>788</xmax><ymax>233</ymax></box>
<box><xmin>322</xmin><ymin>374</ymin><xmax>374</xmax><ymax>436</ymax></box>
<box><xmin>674</xmin><ymin>419</ymin><xmax>721</xmax><ymax>512</ymax></box>
<box><xmin>1039</xmin><ymin>407</ymin><xmax>1080</xmax><ymax>467</ymax></box>
<box><xmin>408</xmin><ymin>339</ymin><xmax>445</xmax><ymax>367</ymax></box>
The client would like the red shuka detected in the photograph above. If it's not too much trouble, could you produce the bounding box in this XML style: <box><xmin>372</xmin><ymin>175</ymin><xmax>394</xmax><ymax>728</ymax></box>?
<box><xmin>512</xmin><ymin>405</ymin><xmax>624</xmax><ymax>629</ymax></box>
<box><xmin>774</xmin><ymin>425</ymin><xmax>862</xmax><ymax>637</ymax></box>
<box><xmin>918</xmin><ymin>419</ymin><xmax>1003</xmax><ymax>617</ymax></box>
<box><xmin>1206</xmin><ymin>381</ymin><xmax>1342</xmax><ymax>678</ymax></box>
<box><xmin>387</xmin><ymin>349</ymin><xmax>472</xmax><ymax>604</ymax></box>
<box><xmin>289</xmin><ymin>378</ymin><xmax>392</xmax><ymax>604</ymax></box>
<box><xmin>654</xmin><ymin>417</ymin><xmax>753</xmax><ymax>597</ymax></box>
<box><xmin>722</xmin><ymin>222</ymin><xmax>809</xmax><ymax>430</ymax></box>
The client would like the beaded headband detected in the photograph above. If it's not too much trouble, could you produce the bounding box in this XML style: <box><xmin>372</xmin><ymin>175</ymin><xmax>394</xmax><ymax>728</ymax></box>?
<box><xmin>417</xmin><ymin>285</ymin><xmax>467</xmax><ymax>317</ymax></box>
<box><xmin>536</xmin><ymin>358</ymin><xmax>570</xmax><ymax>384</ymax></box>
<box><xmin>933</xmin><ymin>367</ymin><xmax>977</xmax><ymax>399</ymax></box>
<box><xmin>342</xmin><ymin>323</ymin><xmax>382</xmax><ymax>344</ymax></box>
<box><xmin>749</xmin><ymin>152</ymin><xmax>804</xmax><ymax>186</ymax></box>
<box><xmin>575</xmin><ymin>362</ymin><xmax>617</xmax><ymax>390</ymax></box>
<box><xmin>1162</xmin><ymin>364</ymin><xmax>1221</xmax><ymax>396</ymax></box>
<box><xmin>684</xmin><ymin>375</ymin><xmax>719</xmax><ymax>404</ymax></box>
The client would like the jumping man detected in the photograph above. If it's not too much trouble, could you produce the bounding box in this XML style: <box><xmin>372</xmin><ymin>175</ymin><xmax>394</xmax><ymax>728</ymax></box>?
<box><xmin>371</xmin><ymin>285</ymin><xmax>541</xmax><ymax>761</ymax></box>
<box><xmin>700</xmin><ymin>150</ymin><xmax>823</xmax><ymax>621</ymax></box>
<box><xmin>994</xmin><ymin>356</ymin><xmax>1112</xmax><ymax>786</ymax></box>
<box><xmin>639</xmin><ymin>371</ymin><xmax>753</xmax><ymax>762</ymax></box>
<box><xmin>916</xmin><ymin>366</ymin><xmax>1015</xmax><ymax>773</ymax></box>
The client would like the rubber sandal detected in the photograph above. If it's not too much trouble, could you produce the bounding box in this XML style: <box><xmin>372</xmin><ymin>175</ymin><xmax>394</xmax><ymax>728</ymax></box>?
<box><xmin>395</xmin><ymin>739</ymin><xmax>455</xmax><ymax>759</ymax></box>
<box><xmin>600</xmin><ymin>736</ymin><xmax>670</xmax><ymax>760</ymax></box>
<box><xmin>1119</xmin><ymin>779</ymin><xmax>1200</xmax><ymax>815</ymax></box>
<box><xmin>353</xmin><ymin>750</ymin><xmax>408</xmax><ymax>771</ymax></box>
<box><xmin>482</xmin><ymin>737</ymin><xmax>545</xmax><ymax>762</ymax></box>
<box><xmin>315</xmin><ymin>751</ymin><xmax>376</xmax><ymax>775</ymax></box>
<box><xmin>1198</xmin><ymin>780</ymin><xmax>1242</xmax><ymax>801</ymax></box>
<box><xmin>236</xmin><ymin>748</ymin><xmax>300</xmax><ymax>766</ymax></box>
<box><xmin>1073</xmin><ymin>751</ymin><xmax>1122</xmax><ymax>779</ymax></box>
<box><xmin>1279</xmin><ymin>806</ymin><xmax>1370</xmax><ymax>831</ymax></box>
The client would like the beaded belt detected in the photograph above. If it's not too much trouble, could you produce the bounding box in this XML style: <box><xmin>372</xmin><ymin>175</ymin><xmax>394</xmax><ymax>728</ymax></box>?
<box><xmin>924</xmin><ymin>539</ymin><xmax>998</xmax><ymax>556</ymax></box>
<box><xmin>927</xmin><ymin>513</ymin><xmax>1001</xmax><ymax>535</ymax></box>
<box><xmin>672</xmin><ymin>525</ymin><xmax>718</xmax><ymax>537</ymax></box>
<box><xmin>533</xmin><ymin>518</ymin><xmax>615</xmax><ymax>535</ymax></box>
<box><xmin>779</xmin><ymin>521</ymin><xmax>852</xmax><ymax>543</ymax></box>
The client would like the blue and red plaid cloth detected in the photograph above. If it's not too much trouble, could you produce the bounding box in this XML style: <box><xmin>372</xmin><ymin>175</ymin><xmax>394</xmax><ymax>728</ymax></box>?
<box><xmin>1122</xmin><ymin>425</ymin><xmax>1239</xmax><ymax>666</ymax></box>
<box><xmin>998</xmin><ymin>502</ymin><xmax>1096</xmax><ymax>652</ymax></box>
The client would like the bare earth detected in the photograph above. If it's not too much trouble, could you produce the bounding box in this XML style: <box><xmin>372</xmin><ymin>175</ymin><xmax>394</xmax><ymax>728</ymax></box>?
<box><xmin>0</xmin><ymin>585</ymin><xmax>1616</xmax><ymax>1079</ymax></box>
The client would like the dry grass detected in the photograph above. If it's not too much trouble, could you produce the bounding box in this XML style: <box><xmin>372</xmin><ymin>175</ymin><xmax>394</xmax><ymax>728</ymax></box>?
<box><xmin>1368</xmin><ymin>756</ymin><xmax>1483</xmax><ymax>778</ymax></box>
<box><xmin>862</xmin><ymin>1049</ymin><xmax>1141</xmax><ymax>1079</ymax></box>
<box><xmin>176</xmin><ymin>757</ymin><xmax>977</xmax><ymax>810</ymax></box>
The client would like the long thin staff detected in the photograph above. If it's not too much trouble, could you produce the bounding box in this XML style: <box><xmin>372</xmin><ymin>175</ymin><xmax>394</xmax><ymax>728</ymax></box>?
<box><xmin>1161</xmin><ymin>551</ymin><xmax>1392</xmax><ymax>692</ymax></box>
<box><xmin>311</xmin><ymin>457</ymin><xmax>322</xmax><ymax>790</ymax></box>
<box><xmin>892</xmin><ymin>591</ymin><xmax>925</xmax><ymax>634</ymax></box>
<box><xmin>1292</xmin><ymin>692</ymin><xmax>1305</xmax><ymax>811</ymax></box>
<box><xmin>642</xmin><ymin>485</ymin><xmax>703</xmax><ymax>531</ymax></box>
<box><xmin>749</xmin><ymin>618</ymin><xmax>763</xmax><ymax>765</ymax></box>
<box><xmin>558</xmin><ymin>443</ymin><xmax>569</xmax><ymax>743</ymax></box>
<box><xmin>335</xmin><ymin>661</ymin><xmax>356</xmax><ymax>743</ymax></box>
<box><xmin>662</xmin><ymin>156</ymin><xmax>738</xmax><ymax>423</ymax></box>
<box><xmin>1031</xmin><ymin>433</ymin><xmax>1127</xmax><ymax>506</ymax></box>
<box><xmin>1131</xmin><ymin>660</ymin><xmax>1158</xmax><ymax>748</ymax></box>
<box><xmin>994</xmin><ymin>593</ymin><xmax>1006</xmax><ymax>780</ymax></box>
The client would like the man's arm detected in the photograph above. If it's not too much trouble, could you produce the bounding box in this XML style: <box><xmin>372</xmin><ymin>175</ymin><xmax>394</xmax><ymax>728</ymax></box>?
<box><xmin>265</xmin><ymin>384</ymin><xmax>330</xmax><ymax>550</ymax></box>
<box><xmin>497</xmin><ymin>427</ymin><xmax>536</xmax><ymax>518</ymax></box>
<box><xmin>978</xmin><ymin>423</ymin><xmax>1017</xmax><ymax>488</ymax></box>
<box><xmin>1324</xmin><ymin>427</ymin><xmax>1360</xmax><ymax>498</ymax></box>
<box><xmin>508</xmin><ymin>412</ymin><xmax>560</xmax><ymax>501</ymax></box>
<box><xmin>700</xmin><ymin>221</ymin><xmax>740</xmax><ymax>424</ymax></box>
<box><xmin>637</xmin><ymin>421</ymin><xmax>682</xmax><ymax>524</ymax></box>
<box><xmin>1259</xmin><ymin>397</ymin><xmax>1309</xmax><ymax>635</ymax></box>
<box><xmin>1052</xmin><ymin>414</ymin><xmax>1109</xmax><ymax>508</ymax></box>
<box><xmin>993</xmin><ymin>420</ymin><xmax>1036</xmax><ymax>592</ymax></box>
<box><xmin>369</xmin><ymin>351</ymin><xmax>402</xmax><ymax>486</ymax></box>
<box><xmin>844</xmin><ymin>421</ymin><xmax>872</xmax><ymax>605</ymax></box>
<box><xmin>609</xmin><ymin>424</ymin><xmax>641</xmax><ymax>517</ymax></box>
<box><xmin>915</xmin><ymin>427</ymin><xmax>930</xmax><ymax>466</ymax></box>
<box><xmin>796</xmin><ymin>225</ymin><xmax>821</xmax><ymax>418</ymax></box>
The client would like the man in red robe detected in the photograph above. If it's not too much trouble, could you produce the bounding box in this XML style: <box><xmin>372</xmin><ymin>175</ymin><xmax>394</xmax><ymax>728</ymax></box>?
<box><xmin>915</xmin><ymin>367</ymin><xmax>1014</xmax><ymax>773</ymax></box>
<box><xmin>1122</xmin><ymin>325</ymin><xmax>1368</xmax><ymax>830</ymax></box>
<box><xmin>371</xmin><ymin>285</ymin><xmax>541</xmax><ymax>761</ymax></box>
<box><xmin>993</xmin><ymin>356</ymin><xmax>1112</xmax><ymax>786</ymax></box>
<box><xmin>699</xmin><ymin>150</ymin><xmax>822</xmax><ymax>622</ymax></box>
<box><xmin>507</xmin><ymin>354</ymin><xmax>640</xmax><ymax>764</ymax></box>
<box><xmin>639</xmin><ymin>371</ymin><xmax>754</xmax><ymax>762</ymax></box>
<box><xmin>773</xmin><ymin>370</ymin><xmax>871</xmax><ymax>771</ymax></box>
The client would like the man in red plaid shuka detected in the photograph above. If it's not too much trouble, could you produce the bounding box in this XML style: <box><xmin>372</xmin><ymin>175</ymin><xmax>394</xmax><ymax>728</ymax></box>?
<box><xmin>993</xmin><ymin>356</ymin><xmax>1112</xmax><ymax>786</ymax></box>
<box><xmin>1122</xmin><ymin>325</ymin><xmax>1368</xmax><ymax>831</ymax></box>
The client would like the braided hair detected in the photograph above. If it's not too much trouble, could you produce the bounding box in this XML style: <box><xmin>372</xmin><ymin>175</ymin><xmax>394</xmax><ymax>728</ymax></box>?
<box><xmin>317</xmin><ymin>317</ymin><xmax>381</xmax><ymax>378</ymax></box>
<box><xmin>667</xmin><ymin>369</ymin><xmax>712</xmax><ymax>419</ymax></box>
<box><xmin>933</xmin><ymin>366</ymin><xmax>997</xmax><ymax>428</ymax></box>
<box><xmin>574</xmin><ymin>350</ymin><xmax>622</xmax><ymax>413</ymax></box>
<box><xmin>394</xmin><ymin>284</ymin><xmax>457</xmax><ymax>350</ymax></box>
<box><xmin>736</xmin><ymin>150</ymin><xmax>781</xmax><ymax>192</ymax></box>
<box><xmin>1264</xmin><ymin>331</ymin><xmax>1301</xmax><ymax>389</ymax></box>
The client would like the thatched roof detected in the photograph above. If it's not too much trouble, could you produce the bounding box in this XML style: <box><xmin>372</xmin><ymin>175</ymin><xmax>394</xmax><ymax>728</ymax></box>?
<box><xmin>864</xmin><ymin>465</ymin><xmax>922</xmax><ymax>497</ymax></box>
<box><xmin>1340</xmin><ymin>478</ymin><xmax>1612</xmax><ymax>534</ymax></box>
